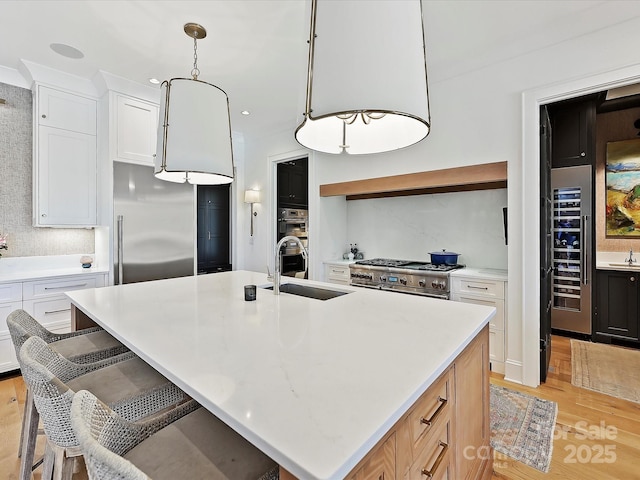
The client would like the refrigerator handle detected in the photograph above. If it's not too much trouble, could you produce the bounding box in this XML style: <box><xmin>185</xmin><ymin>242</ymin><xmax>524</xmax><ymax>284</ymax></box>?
<box><xmin>117</xmin><ymin>215</ymin><xmax>124</xmax><ymax>285</ymax></box>
<box><xmin>582</xmin><ymin>214</ymin><xmax>588</xmax><ymax>285</ymax></box>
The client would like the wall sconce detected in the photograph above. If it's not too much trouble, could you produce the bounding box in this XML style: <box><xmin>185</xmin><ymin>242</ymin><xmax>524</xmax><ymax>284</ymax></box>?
<box><xmin>295</xmin><ymin>0</ymin><xmax>430</xmax><ymax>155</ymax></box>
<box><xmin>244</xmin><ymin>190</ymin><xmax>260</xmax><ymax>236</ymax></box>
<box><xmin>155</xmin><ymin>23</ymin><xmax>234</xmax><ymax>185</ymax></box>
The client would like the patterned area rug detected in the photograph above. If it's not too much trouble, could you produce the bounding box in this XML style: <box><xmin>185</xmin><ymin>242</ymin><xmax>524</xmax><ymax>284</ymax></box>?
<box><xmin>571</xmin><ymin>339</ymin><xmax>640</xmax><ymax>403</ymax></box>
<box><xmin>490</xmin><ymin>384</ymin><xmax>558</xmax><ymax>473</ymax></box>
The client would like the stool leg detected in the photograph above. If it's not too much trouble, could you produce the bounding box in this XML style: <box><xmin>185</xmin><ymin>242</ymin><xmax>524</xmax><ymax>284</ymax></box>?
<box><xmin>19</xmin><ymin>390</ymin><xmax>40</xmax><ymax>480</ymax></box>
<box><xmin>42</xmin><ymin>441</ymin><xmax>55</xmax><ymax>480</ymax></box>
<box><xmin>17</xmin><ymin>388</ymin><xmax>28</xmax><ymax>458</ymax></box>
<box><xmin>61</xmin><ymin>454</ymin><xmax>75</xmax><ymax>480</ymax></box>
<box><xmin>52</xmin><ymin>445</ymin><xmax>65</xmax><ymax>480</ymax></box>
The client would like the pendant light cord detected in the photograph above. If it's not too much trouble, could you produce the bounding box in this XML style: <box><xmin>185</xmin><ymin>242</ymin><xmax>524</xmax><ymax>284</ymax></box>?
<box><xmin>191</xmin><ymin>35</ymin><xmax>200</xmax><ymax>80</ymax></box>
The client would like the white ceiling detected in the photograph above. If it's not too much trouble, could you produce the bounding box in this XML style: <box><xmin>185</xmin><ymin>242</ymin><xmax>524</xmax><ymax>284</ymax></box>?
<box><xmin>1</xmin><ymin>0</ymin><xmax>638</xmax><ymax>140</ymax></box>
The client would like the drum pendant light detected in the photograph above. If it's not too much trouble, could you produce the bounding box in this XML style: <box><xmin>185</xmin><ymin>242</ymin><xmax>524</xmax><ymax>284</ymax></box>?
<box><xmin>295</xmin><ymin>0</ymin><xmax>431</xmax><ymax>155</ymax></box>
<box><xmin>155</xmin><ymin>23</ymin><xmax>234</xmax><ymax>184</ymax></box>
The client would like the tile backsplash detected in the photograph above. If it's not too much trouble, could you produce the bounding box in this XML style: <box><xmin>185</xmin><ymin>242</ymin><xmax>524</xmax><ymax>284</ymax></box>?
<box><xmin>0</xmin><ymin>82</ymin><xmax>94</xmax><ymax>257</ymax></box>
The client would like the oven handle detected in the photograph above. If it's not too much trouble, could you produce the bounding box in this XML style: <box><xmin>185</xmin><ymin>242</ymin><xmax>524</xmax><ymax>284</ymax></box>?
<box><xmin>279</xmin><ymin>218</ymin><xmax>308</xmax><ymax>224</ymax></box>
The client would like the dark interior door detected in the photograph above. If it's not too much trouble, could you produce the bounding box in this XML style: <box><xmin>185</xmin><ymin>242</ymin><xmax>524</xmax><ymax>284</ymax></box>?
<box><xmin>540</xmin><ymin>105</ymin><xmax>553</xmax><ymax>382</ymax></box>
<box><xmin>197</xmin><ymin>185</ymin><xmax>231</xmax><ymax>274</ymax></box>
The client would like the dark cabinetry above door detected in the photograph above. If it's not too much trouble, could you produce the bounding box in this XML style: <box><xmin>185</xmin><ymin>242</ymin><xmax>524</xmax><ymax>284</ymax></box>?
<box><xmin>278</xmin><ymin>158</ymin><xmax>308</xmax><ymax>208</ymax></box>
<box><xmin>548</xmin><ymin>96</ymin><xmax>596</xmax><ymax>168</ymax></box>
<box><xmin>594</xmin><ymin>270</ymin><xmax>640</xmax><ymax>343</ymax></box>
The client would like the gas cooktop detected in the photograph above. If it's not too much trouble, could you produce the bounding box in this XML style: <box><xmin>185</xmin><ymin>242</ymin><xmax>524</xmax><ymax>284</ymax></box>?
<box><xmin>354</xmin><ymin>258</ymin><xmax>464</xmax><ymax>272</ymax></box>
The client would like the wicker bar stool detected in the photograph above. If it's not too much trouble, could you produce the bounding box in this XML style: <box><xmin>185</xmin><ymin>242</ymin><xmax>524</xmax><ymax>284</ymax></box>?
<box><xmin>19</xmin><ymin>335</ymin><xmax>190</xmax><ymax>480</ymax></box>
<box><xmin>70</xmin><ymin>389</ymin><xmax>279</xmax><ymax>480</ymax></box>
<box><xmin>6</xmin><ymin>309</ymin><xmax>129</xmax><ymax>480</ymax></box>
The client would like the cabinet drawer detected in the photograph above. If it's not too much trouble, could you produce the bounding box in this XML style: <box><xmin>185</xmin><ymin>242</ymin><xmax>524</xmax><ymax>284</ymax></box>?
<box><xmin>0</xmin><ymin>283</ymin><xmax>22</xmax><ymax>303</ymax></box>
<box><xmin>453</xmin><ymin>294</ymin><xmax>504</xmax><ymax>330</ymax></box>
<box><xmin>451</xmin><ymin>277</ymin><xmax>504</xmax><ymax>299</ymax></box>
<box><xmin>407</xmin><ymin>369</ymin><xmax>452</xmax><ymax>457</ymax></box>
<box><xmin>406</xmin><ymin>419</ymin><xmax>451</xmax><ymax>480</ymax></box>
<box><xmin>327</xmin><ymin>264</ymin><xmax>350</xmax><ymax>281</ymax></box>
<box><xmin>22</xmin><ymin>297</ymin><xmax>72</xmax><ymax>327</ymax></box>
<box><xmin>23</xmin><ymin>276</ymin><xmax>100</xmax><ymax>300</ymax></box>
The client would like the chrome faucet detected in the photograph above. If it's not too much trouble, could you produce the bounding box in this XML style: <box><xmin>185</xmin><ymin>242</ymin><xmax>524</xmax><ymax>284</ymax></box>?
<box><xmin>273</xmin><ymin>235</ymin><xmax>308</xmax><ymax>295</ymax></box>
<box><xmin>626</xmin><ymin>249</ymin><xmax>637</xmax><ymax>266</ymax></box>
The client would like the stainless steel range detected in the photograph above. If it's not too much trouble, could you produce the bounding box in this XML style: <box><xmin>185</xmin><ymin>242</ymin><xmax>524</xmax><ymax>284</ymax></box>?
<box><xmin>349</xmin><ymin>258</ymin><xmax>464</xmax><ymax>299</ymax></box>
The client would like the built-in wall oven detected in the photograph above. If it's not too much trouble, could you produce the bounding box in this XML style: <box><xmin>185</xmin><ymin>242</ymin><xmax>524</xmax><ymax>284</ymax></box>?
<box><xmin>278</xmin><ymin>208</ymin><xmax>308</xmax><ymax>277</ymax></box>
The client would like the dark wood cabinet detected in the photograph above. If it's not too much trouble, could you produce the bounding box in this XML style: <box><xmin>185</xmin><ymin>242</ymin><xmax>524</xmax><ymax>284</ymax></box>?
<box><xmin>277</xmin><ymin>158</ymin><xmax>308</xmax><ymax>208</ymax></box>
<box><xmin>594</xmin><ymin>270</ymin><xmax>640</xmax><ymax>343</ymax></box>
<box><xmin>549</xmin><ymin>97</ymin><xmax>596</xmax><ymax>168</ymax></box>
<box><xmin>197</xmin><ymin>185</ymin><xmax>231</xmax><ymax>274</ymax></box>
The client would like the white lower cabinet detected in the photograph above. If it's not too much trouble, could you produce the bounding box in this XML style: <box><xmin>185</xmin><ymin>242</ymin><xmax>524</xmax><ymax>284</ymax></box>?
<box><xmin>0</xmin><ymin>273</ymin><xmax>106</xmax><ymax>373</ymax></box>
<box><xmin>451</xmin><ymin>270</ymin><xmax>507</xmax><ymax>374</ymax></box>
<box><xmin>0</xmin><ymin>283</ymin><xmax>23</xmax><ymax>373</ymax></box>
<box><xmin>323</xmin><ymin>261</ymin><xmax>353</xmax><ymax>285</ymax></box>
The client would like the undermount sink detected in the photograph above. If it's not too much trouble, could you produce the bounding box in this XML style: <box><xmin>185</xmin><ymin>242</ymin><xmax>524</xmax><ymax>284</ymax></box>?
<box><xmin>260</xmin><ymin>283</ymin><xmax>351</xmax><ymax>300</ymax></box>
<box><xmin>608</xmin><ymin>263</ymin><xmax>640</xmax><ymax>268</ymax></box>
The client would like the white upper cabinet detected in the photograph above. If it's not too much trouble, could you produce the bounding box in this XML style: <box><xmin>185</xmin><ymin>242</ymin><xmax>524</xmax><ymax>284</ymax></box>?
<box><xmin>37</xmin><ymin>85</ymin><xmax>97</xmax><ymax>134</ymax></box>
<box><xmin>33</xmin><ymin>85</ymin><xmax>97</xmax><ymax>227</ymax></box>
<box><xmin>114</xmin><ymin>94</ymin><xmax>158</xmax><ymax>166</ymax></box>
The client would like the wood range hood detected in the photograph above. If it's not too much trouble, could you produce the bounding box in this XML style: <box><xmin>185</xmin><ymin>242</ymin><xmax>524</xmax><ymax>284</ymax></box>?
<box><xmin>319</xmin><ymin>161</ymin><xmax>507</xmax><ymax>200</ymax></box>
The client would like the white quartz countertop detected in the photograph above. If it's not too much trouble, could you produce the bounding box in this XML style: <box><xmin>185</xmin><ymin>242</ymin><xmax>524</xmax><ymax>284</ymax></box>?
<box><xmin>0</xmin><ymin>255</ymin><xmax>108</xmax><ymax>283</ymax></box>
<box><xmin>67</xmin><ymin>270</ymin><xmax>494</xmax><ymax>480</ymax></box>
<box><xmin>596</xmin><ymin>251</ymin><xmax>640</xmax><ymax>271</ymax></box>
<box><xmin>322</xmin><ymin>259</ymin><xmax>355</xmax><ymax>266</ymax></box>
<box><xmin>450</xmin><ymin>267</ymin><xmax>508</xmax><ymax>281</ymax></box>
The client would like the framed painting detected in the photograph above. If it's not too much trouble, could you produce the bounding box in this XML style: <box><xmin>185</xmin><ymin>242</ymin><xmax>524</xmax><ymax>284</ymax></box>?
<box><xmin>606</xmin><ymin>138</ymin><xmax>640</xmax><ymax>236</ymax></box>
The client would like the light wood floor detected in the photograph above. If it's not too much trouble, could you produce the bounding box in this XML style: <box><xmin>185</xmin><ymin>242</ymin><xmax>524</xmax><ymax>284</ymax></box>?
<box><xmin>491</xmin><ymin>335</ymin><xmax>640</xmax><ymax>480</ymax></box>
<box><xmin>1</xmin><ymin>335</ymin><xmax>639</xmax><ymax>479</ymax></box>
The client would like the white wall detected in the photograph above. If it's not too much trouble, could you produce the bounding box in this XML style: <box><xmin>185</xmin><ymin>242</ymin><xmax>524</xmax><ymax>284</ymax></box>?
<box><xmin>242</xmin><ymin>13</ymin><xmax>640</xmax><ymax>387</ymax></box>
<box><xmin>346</xmin><ymin>190</ymin><xmax>507</xmax><ymax>267</ymax></box>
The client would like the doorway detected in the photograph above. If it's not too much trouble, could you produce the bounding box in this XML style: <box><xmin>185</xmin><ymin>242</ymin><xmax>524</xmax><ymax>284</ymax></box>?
<box><xmin>523</xmin><ymin>65</ymin><xmax>640</xmax><ymax>387</ymax></box>
<box><xmin>197</xmin><ymin>184</ymin><xmax>231</xmax><ymax>274</ymax></box>
<box><xmin>276</xmin><ymin>157</ymin><xmax>309</xmax><ymax>278</ymax></box>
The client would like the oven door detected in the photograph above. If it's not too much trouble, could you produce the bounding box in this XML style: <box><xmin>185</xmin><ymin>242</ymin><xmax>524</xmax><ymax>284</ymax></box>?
<box><xmin>281</xmin><ymin>253</ymin><xmax>307</xmax><ymax>278</ymax></box>
<box><xmin>349</xmin><ymin>281</ymin><xmax>450</xmax><ymax>300</ymax></box>
<box><xmin>279</xmin><ymin>218</ymin><xmax>308</xmax><ymax>240</ymax></box>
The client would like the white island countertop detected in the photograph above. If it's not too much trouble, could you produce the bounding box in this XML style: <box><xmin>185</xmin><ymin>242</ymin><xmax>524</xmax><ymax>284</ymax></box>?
<box><xmin>67</xmin><ymin>270</ymin><xmax>495</xmax><ymax>480</ymax></box>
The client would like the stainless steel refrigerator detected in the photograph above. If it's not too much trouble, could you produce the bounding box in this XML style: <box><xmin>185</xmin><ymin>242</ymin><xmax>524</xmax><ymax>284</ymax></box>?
<box><xmin>114</xmin><ymin>162</ymin><xmax>194</xmax><ymax>284</ymax></box>
<box><xmin>550</xmin><ymin>165</ymin><xmax>592</xmax><ymax>334</ymax></box>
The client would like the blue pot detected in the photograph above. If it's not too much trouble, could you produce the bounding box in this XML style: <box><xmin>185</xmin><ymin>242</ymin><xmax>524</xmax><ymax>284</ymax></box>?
<box><xmin>429</xmin><ymin>250</ymin><xmax>460</xmax><ymax>265</ymax></box>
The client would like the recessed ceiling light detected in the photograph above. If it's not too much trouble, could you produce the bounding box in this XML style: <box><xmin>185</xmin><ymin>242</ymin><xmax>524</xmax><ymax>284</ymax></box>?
<box><xmin>241</xmin><ymin>110</ymin><xmax>250</xmax><ymax>116</ymax></box>
<box><xmin>149</xmin><ymin>78</ymin><xmax>161</xmax><ymax>85</ymax></box>
<box><xmin>50</xmin><ymin>43</ymin><xmax>84</xmax><ymax>59</ymax></box>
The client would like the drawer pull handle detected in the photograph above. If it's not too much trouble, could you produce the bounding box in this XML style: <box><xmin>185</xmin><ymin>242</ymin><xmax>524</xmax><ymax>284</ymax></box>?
<box><xmin>420</xmin><ymin>396</ymin><xmax>447</xmax><ymax>427</ymax></box>
<box><xmin>467</xmin><ymin>285</ymin><xmax>489</xmax><ymax>290</ymax></box>
<box><xmin>421</xmin><ymin>441</ymin><xmax>448</xmax><ymax>478</ymax></box>
<box><xmin>44</xmin><ymin>283</ymin><xmax>88</xmax><ymax>290</ymax></box>
<box><xmin>45</xmin><ymin>308</ymin><xmax>71</xmax><ymax>315</ymax></box>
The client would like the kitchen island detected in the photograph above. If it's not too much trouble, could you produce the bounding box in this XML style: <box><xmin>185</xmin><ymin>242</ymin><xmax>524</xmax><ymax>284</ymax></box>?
<box><xmin>67</xmin><ymin>270</ymin><xmax>494</xmax><ymax>480</ymax></box>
